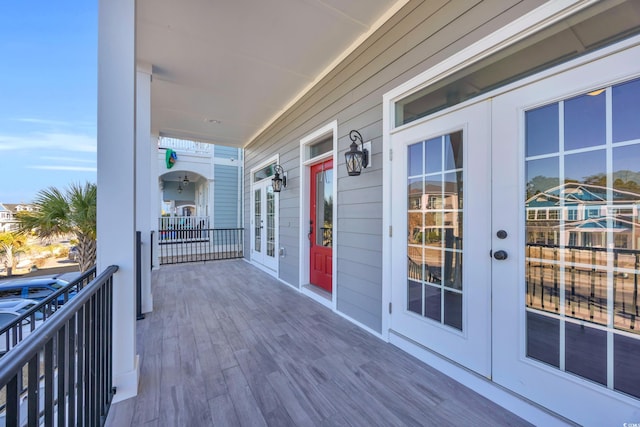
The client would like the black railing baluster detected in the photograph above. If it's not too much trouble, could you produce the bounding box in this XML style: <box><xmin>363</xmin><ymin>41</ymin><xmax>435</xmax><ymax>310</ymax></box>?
<box><xmin>44</xmin><ymin>337</ymin><xmax>54</xmax><ymax>425</ymax></box>
<box><xmin>57</xmin><ymin>324</ymin><xmax>67</xmax><ymax>427</ymax></box>
<box><xmin>6</xmin><ymin>374</ymin><xmax>18</xmax><ymax>426</ymax></box>
<box><xmin>27</xmin><ymin>354</ymin><xmax>38</xmax><ymax>426</ymax></box>
<box><xmin>77</xmin><ymin>304</ymin><xmax>85</xmax><ymax>424</ymax></box>
<box><xmin>68</xmin><ymin>314</ymin><xmax>77</xmax><ymax>427</ymax></box>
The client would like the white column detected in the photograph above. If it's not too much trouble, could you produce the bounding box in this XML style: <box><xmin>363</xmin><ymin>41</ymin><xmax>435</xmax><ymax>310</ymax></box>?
<box><xmin>136</xmin><ymin>66</ymin><xmax>153</xmax><ymax>314</ymax></box>
<box><xmin>97</xmin><ymin>0</ymin><xmax>138</xmax><ymax>402</ymax></box>
<box><xmin>151</xmin><ymin>134</ymin><xmax>161</xmax><ymax>270</ymax></box>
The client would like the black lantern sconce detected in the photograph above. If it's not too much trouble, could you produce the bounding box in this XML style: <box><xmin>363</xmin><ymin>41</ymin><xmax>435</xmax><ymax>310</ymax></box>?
<box><xmin>345</xmin><ymin>130</ymin><xmax>370</xmax><ymax>176</ymax></box>
<box><xmin>272</xmin><ymin>165</ymin><xmax>287</xmax><ymax>192</ymax></box>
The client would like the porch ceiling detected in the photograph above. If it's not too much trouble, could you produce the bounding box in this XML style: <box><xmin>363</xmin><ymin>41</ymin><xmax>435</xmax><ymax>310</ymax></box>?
<box><xmin>137</xmin><ymin>0</ymin><xmax>404</xmax><ymax>148</ymax></box>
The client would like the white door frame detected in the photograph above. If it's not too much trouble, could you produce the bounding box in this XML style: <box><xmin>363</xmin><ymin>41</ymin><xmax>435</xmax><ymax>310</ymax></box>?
<box><xmin>250</xmin><ymin>155</ymin><xmax>279</xmax><ymax>275</ymax></box>
<box><xmin>299</xmin><ymin>121</ymin><xmax>338</xmax><ymax>309</ymax></box>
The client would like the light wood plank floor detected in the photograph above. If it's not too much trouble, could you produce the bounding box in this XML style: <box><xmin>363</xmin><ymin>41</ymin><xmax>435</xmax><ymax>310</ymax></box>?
<box><xmin>106</xmin><ymin>260</ymin><xmax>532</xmax><ymax>427</ymax></box>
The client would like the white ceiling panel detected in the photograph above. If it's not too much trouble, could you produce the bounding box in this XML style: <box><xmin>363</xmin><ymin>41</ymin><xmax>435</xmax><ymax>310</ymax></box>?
<box><xmin>137</xmin><ymin>0</ymin><xmax>404</xmax><ymax>147</ymax></box>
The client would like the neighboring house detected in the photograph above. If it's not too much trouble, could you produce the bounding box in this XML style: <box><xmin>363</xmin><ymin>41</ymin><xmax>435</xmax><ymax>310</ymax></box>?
<box><xmin>156</xmin><ymin>137</ymin><xmax>242</xmax><ymax>229</ymax></box>
<box><xmin>0</xmin><ymin>203</ymin><xmax>35</xmax><ymax>232</ymax></box>
<box><xmin>97</xmin><ymin>1</ymin><xmax>640</xmax><ymax>424</ymax></box>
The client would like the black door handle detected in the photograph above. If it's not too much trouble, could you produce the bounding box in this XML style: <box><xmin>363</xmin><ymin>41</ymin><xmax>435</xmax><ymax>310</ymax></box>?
<box><xmin>493</xmin><ymin>250</ymin><xmax>508</xmax><ymax>260</ymax></box>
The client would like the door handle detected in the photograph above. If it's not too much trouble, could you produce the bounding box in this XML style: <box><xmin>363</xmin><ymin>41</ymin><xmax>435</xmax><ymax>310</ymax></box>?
<box><xmin>493</xmin><ymin>250</ymin><xmax>508</xmax><ymax>260</ymax></box>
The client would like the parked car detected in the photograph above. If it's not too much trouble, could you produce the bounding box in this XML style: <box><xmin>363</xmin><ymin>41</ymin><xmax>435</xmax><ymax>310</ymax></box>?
<box><xmin>0</xmin><ymin>299</ymin><xmax>44</xmax><ymax>354</ymax></box>
<box><xmin>68</xmin><ymin>246</ymin><xmax>79</xmax><ymax>261</ymax></box>
<box><xmin>0</xmin><ymin>277</ymin><xmax>74</xmax><ymax>305</ymax></box>
<box><xmin>0</xmin><ymin>299</ymin><xmax>44</xmax><ymax>327</ymax></box>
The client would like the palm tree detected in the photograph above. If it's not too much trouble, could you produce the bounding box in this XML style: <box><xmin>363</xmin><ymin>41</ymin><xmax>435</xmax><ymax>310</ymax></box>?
<box><xmin>0</xmin><ymin>232</ymin><xmax>27</xmax><ymax>277</ymax></box>
<box><xmin>17</xmin><ymin>183</ymin><xmax>97</xmax><ymax>272</ymax></box>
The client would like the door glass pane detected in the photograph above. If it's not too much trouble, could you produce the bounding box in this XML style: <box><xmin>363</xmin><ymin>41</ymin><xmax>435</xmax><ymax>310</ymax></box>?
<box><xmin>254</xmin><ymin>189</ymin><xmax>261</xmax><ymax>252</ymax></box>
<box><xmin>266</xmin><ymin>187</ymin><xmax>275</xmax><ymax>257</ymax></box>
<box><xmin>524</xmin><ymin>77</ymin><xmax>640</xmax><ymax>399</ymax></box>
<box><xmin>407</xmin><ymin>131</ymin><xmax>464</xmax><ymax>330</ymax></box>
<box><xmin>315</xmin><ymin>168</ymin><xmax>333</xmax><ymax>247</ymax></box>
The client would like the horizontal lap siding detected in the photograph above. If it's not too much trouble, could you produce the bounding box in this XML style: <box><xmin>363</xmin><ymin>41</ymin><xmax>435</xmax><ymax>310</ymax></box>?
<box><xmin>214</xmin><ymin>165</ymin><xmax>240</xmax><ymax>228</ymax></box>
<box><xmin>244</xmin><ymin>0</ymin><xmax>543</xmax><ymax>332</ymax></box>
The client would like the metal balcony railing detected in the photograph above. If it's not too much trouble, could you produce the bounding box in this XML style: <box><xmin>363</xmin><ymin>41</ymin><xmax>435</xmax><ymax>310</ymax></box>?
<box><xmin>0</xmin><ymin>265</ymin><xmax>118</xmax><ymax>426</ymax></box>
<box><xmin>159</xmin><ymin>228</ymin><xmax>244</xmax><ymax>265</ymax></box>
<box><xmin>0</xmin><ymin>267</ymin><xmax>97</xmax><ymax>356</ymax></box>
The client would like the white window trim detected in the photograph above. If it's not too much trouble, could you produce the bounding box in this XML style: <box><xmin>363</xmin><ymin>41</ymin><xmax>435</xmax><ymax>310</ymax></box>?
<box><xmin>299</xmin><ymin>120</ymin><xmax>338</xmax><ymax>309</ymax></box>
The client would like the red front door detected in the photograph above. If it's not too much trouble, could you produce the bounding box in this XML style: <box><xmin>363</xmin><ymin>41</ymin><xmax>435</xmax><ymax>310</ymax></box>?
<box><xmin>310</xmin><ymin>159</ymin><xmax>333</xmax><ymax>292</ymax></box>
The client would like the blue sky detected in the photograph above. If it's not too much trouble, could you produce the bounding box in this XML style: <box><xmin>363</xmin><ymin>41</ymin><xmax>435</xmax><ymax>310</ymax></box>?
<box><xmin>0</xmin><ymin>1</ymin><xmax>97</xmax><ymax>203</ymax></box>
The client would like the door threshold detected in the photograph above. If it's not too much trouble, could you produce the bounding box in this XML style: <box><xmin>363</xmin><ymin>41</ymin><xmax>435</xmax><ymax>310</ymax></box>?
<box><xmin>301</xmin><ymin>284</ymin><xmax>332</xmax><ymax>308</ymax></box>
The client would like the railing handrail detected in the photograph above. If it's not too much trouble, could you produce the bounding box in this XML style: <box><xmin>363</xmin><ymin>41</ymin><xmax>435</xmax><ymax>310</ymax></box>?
<box><xmin>0</xmin><ymin>266</ymin><xmax>97</xmax><ymax>337</ymax></box>
<box><xmin>0</xmin><ymin>265</ymin><xmax>119</xmax><ymax>387</ymax></box>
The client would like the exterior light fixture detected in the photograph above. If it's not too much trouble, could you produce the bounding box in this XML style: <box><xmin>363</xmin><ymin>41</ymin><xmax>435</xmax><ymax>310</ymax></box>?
<box><xmin>182</xmin><ymin>174</ymin><xmax>190</xmax><ymax>186</ymax></box>
<box><xmin>177</xmin><ymin>183</ymin><xmax>183</xmax><ymax>194</ymax></box>
<box><xmin>272</xmin><ymin>165</ymin><xmax>287</xmax><ymax>192</ymax></box>
<box><xmin>345</xmin><ymin>130</ymin><xmax>369</xmax><ymax>176</ymax></box>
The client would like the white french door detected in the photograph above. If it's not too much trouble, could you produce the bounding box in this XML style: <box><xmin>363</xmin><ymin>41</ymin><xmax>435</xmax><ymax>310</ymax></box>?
<box><xmin>251</xmin><ymin>179</ymin><xmax>278</xmax><ymax>272</ymax></box>
<box><xmin>390</xmin><ymin>100</ymin><xmax>492</xmax><ymax>377</ymax></box>
<box><xmin>390</xmin><ymin>43</ymin><xmax>640</xmax><ymax>424</ymax></box>
<box><xmin>491</xmin><ymin>43</ymin><xmax>640</xmax><ymax>424</ymax></box>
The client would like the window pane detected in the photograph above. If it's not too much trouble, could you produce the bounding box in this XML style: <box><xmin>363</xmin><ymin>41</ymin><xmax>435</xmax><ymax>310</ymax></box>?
<box><xmin>424</xmin><ymin>285</ymin><xmax>441</xmax><ymax>323</ymax></box>
<box><xmin>613</xmin><ymin>77</ymin><xmax>640</xmax><ymax>143</ymax></box>
<box><xmin>565</xmin><ymin>323</ymin><xmax>607</xmax><ymax>386</ymax></box>
<box><xmin>614</xmin><ymin>334</ymin><xmax>640</xmax><ymax>398</ymax></box>
<box><xmin>526</xmin><ymin>104</ymin><xmax>559</xmax><ymax>156</ymax></box>
<box><xmin>444</xmin><ymin>131</ymin><xmax>463</xmax><ymax>170</ymax></box>
<box><xmin>444</xmin><ymin>290</ymin><xmax>462</xmax><ymax>330</ymax></box>
<box><xmin>527</xmin><ymin>311</ymin><xmax>560</xmax><ymax>368</ymax></box>
<box><xmin>309</xmin><ymin>136</ymin><xmax>332</xmax><ymax>158</ymax></box>
<box><xmin>408</xmin><ymin>280</ymin><xmax>422</xmax><ymax>315</ymax></box>
<box><xmin>425</xmin><ymin>137</ymin><xmax>442</xmax><ymax>174</ymax></box>
<box><xmin>408</xmin><ymin>142</ymin><xmax>423</xmax><ymax>176</ymax></box>
<box><xmin>564</xmin><ymin>91</ymin><xmax>606</xmax><ymax>150</ymax></box>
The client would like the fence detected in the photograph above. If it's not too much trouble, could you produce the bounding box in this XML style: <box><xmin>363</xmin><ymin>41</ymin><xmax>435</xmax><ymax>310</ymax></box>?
<box><xmin>159</xmin><ymin>228</ymin><xmax>244</xmax><ymax>265</ymax></box>
<box><xmin>0</xmin><ymin>265</ymin><xmax>118</xmax><ymax>426</ymax></box>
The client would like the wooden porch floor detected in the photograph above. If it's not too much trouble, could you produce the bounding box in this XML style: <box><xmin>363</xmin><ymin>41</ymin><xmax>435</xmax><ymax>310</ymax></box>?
<box><xmin>106</xmin><ymin>260</ymin><xmax>532</xmax><ymax>426</ymax></box>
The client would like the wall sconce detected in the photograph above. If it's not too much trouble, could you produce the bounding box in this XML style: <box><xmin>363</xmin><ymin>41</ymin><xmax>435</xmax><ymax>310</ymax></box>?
<box><xmin>272</xmin><ymin>165</ymin><xmax>287</xmax><ymax>192</ymax></box>
<box><xmin>345</xmin><ymin>130</ymin><xmax>369</xmax><ymax>176</ymax></box>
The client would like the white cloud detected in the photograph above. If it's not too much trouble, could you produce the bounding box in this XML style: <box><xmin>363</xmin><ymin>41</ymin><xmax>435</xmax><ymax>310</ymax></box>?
<box><xmin>40</xmin><ymin>156</ymin><xmax>95</xmax><ymax>164</ymax></box>
<box><xmin>13</xmin><ymin>118</ymin><xmax>73</xmax><ymax>127</ymax></box>
<box><xmin>0</xmin><ymin>132</ymin><xmax>96</xmax><ymax>153</ymax></box>
<box><xmin>27</xmin><ymin>165</ymin><xmax>97</xmax><ymax>172</ymax></box>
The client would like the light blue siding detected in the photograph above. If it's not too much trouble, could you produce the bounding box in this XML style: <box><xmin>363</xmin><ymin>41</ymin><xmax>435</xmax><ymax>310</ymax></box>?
<box><xmin>214</xmin><ymin>165</ymin><xmax>240</xmax><ymax>228</ymax></box>
<box><xmin>214</xmin><ymin>146</ymin><xmax>240</xmax><ymax>160</ymax></box>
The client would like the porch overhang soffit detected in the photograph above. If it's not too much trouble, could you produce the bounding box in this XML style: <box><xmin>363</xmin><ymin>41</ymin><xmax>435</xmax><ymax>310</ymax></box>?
<box><xmin>136</xmin><ymin>0</ymin><xmax>408</xmax><ymax>149</ymax></box>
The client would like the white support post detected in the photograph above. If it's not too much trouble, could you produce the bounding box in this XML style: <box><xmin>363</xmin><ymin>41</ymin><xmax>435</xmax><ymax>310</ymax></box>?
<box><xmin>97</xmin><ymin>0</ymin><xmax>139</xmax><ymax>402</ymax></box>
<box><xmin>150</xmin><ymin>134</ymin><xmax>161</xmax><ymax>270</ymax></box>
<box><xmin>136</xmin><ymin>66</ymin><xmax>153</xmax><ymax>314</ymax></box>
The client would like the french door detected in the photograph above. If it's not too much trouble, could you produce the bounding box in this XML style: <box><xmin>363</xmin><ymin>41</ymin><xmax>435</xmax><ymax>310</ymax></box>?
<box><xmin>251</xmin><ymin>179</ymin><xmax>278</xmax><ymax>272</ymax></box>
<box><xmin>309</xmin><ymin>159</ymin><xmax>333</xmax><ymax>292</ymax></box>
<box><xmin>390</xmin><ymin>43</ymin><xmax>640</xmax><ymax>424</ymax></box>
<box><xmin>390</xmin><ymin>101</ymin><xmax>492</xmax><ymax>377</ymax></box>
